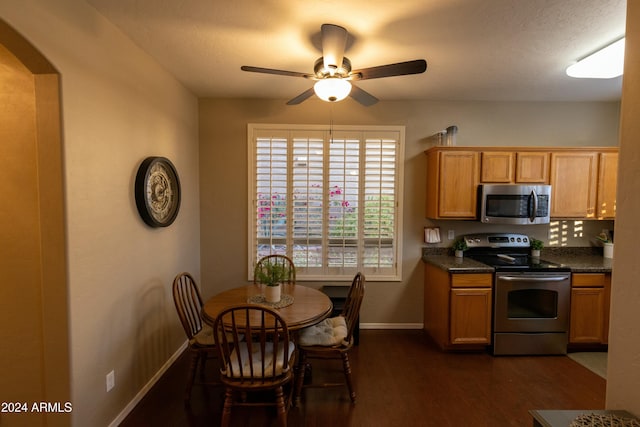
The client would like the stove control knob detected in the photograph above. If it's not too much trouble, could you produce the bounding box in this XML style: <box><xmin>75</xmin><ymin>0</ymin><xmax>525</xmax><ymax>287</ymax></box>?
<box><xmin>517</xmin><ymin>237</ymin><xmax>522</xmax><ymax>242</ymax></box>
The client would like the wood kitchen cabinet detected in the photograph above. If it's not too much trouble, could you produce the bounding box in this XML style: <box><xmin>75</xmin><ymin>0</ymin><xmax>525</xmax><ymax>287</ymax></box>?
<box><xmin>481</xmin><ymin>151</ymin><xmax>514</xmax><ymax>182</ymax></box>
<box><xmin>569</xmin><ymin>273</ymin><xmax>610</xmax><ymax>345</ymax></box>
<box><xmin>425</xmin><ymin>146</ymin><xmax>617</xmax><ymax>220</ymax></box>
<box><xmin>597</xmin><ymin>152</ymin><xmax>618</xmax><ymax>219</ymax></box>
<box><xmin>424</xmin><ymin>264</ymin><xmax>492</xmax><ymax>350</ymax></box>
<box><xmin>515</xmin><ymin>151</ymin><xmax>549</xmax><ymax>183</ymax></box>
<box><xmin>550</xmin><ymin>151</ymin><xmax>599</xmax><ymax>218</ymax></box>
<box><xmin>426</xmin><ymin>149</ymin><xmax>478</xmax><ymax>219</ymax></box>
<box><xmin>481</xmin><ymin>151</ymin><xmax>549</xmax><ymax>183</ymax></box>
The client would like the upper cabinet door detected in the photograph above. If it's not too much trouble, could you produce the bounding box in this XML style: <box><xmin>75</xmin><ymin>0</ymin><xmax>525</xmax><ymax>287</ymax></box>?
<box><xmin>480</xmin><ymin>151</ymin><xmax>550</xmax><ymax>183</ymax></box>
<box><xmin>515</xmin><ymin>152</ymin><xmax>549</xmax><ymax>183</ymax></box>
<box><xmin>597</xmin><ymin>152</ymin><xmax>618</xmax><ymax>219</ymax></box>
<box><xmin>480</xmin><ymin>152</ymin><xmax>514</xmax><ymax>183</ymax></box>
<box><xmin>550</xmin><ymin>152</ymin><xmax>598</xmax><ymax>218</ymax></box>
<box><xmin>426</xmin><ymin>150</ymin><xmax>478</xmax><ymax>219</ymax></box>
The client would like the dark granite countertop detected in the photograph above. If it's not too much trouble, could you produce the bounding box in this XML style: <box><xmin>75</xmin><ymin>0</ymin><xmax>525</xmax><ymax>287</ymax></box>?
<box><xmin>422</xmin><ymin>247</ymin><xmax>613</xmax><ymax>273</ymax></box>
<box><xmin>423</xmin><ymin>255</ymin><xmax>495</xmax><ymax>273</ymax></box>
<box><xmin>537</xmin><ymin>248</ymin><xmax>613</xmax><ymax>273</ymax></box>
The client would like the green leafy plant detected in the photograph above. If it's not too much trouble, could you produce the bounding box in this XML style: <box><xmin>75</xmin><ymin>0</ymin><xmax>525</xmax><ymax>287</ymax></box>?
<box><xmin>595</xmin><ymin>232</ymin><xmax>612</xmax><ymax>244</ymax></box>
<box><xmin>530</xmin><ymin>238</ymin><xmax>544</xmax><ymax>250</ymax></box>
<box><xmin>255</xmin><ymin>260</ymin><xmax>288</xmax><ymax>287</ymax></box>
<box><xmin>452</xmin><ymin>239</ymin><xmax>468</xmax><ymax>251</ymax></box>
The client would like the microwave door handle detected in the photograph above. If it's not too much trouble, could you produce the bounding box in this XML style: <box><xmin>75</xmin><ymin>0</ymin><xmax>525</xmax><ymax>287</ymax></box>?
<box><xmin>529</xmin><ymin>189</ymin><xmax>538</xmax><ymax>223</ymax></box>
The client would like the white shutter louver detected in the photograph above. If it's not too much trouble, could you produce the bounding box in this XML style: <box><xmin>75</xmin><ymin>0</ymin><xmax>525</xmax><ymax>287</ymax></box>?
<box><xmin>249</xmin><ymin>125</ymin><xmax>404</xmax><ymax>281</ymax></box>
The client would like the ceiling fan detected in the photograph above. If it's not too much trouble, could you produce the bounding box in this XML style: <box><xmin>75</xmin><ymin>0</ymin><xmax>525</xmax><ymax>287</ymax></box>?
<box><xmin>241</xmin><ymin>24</ymin><xmax>427</xmax><ymax>106</ymax></box>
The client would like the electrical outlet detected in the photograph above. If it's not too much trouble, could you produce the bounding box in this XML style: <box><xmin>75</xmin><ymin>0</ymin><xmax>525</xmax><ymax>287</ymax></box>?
<box><xmin>448</xmin><ymin>230</ymin><xmax>455</xmax><ymax>240</ymax></box>
<box><xmin>106</xmin><ymin>370</ymin><xmax>115</xmax><ymax>392</ymax></box>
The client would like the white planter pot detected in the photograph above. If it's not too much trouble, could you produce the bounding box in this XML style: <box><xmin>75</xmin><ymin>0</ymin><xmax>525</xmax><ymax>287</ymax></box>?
<box><xmin>455</xmin><ymin>250</ymin><xmax>464</xmax><ymax>258</ymax></box>
<box><xmin>603</xmin><ymin>243</ymin><xmax>614</xmax><ymax>259</ymax></box>
<box><xmin>264</xmin><ymin>284</ymin><xmax>281</xmax><ymax>303</ymax></box>
<box><xmin>531</xmin><ymin>249</ymin><xmax>541</xmax><ymax>258</ymax></box>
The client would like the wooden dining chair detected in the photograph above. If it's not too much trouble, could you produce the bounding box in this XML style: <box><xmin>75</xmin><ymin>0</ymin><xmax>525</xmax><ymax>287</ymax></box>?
<box><xmin>254</xmin><ymin>254</ymin><xmax>296</xmax><ymax>285</ymax></box>
<box><xmin>213</xmin><ymin>304</ymin><xmax>296</xmax><ymax>427</ymax></box>
<box><xmin>172</xmin><ymin>272</ymin><xmax>218</xmax><ymax>405</ymax></box>
<box><xmin>294</xmin><ymin>272</ymin><xmax>365</xmax><ymax>404</ymax></box>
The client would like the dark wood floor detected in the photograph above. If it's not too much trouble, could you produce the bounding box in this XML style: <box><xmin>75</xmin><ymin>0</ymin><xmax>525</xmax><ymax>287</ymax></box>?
<box><xmin>120</xmin><ymin>330</ymin><xmax>605</xmax><ymax>426</ymax></box>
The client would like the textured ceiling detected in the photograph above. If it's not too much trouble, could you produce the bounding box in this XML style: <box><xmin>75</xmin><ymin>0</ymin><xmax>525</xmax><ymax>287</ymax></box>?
<box><xmin>85</xmin><ymin>0</ymin><xmax>626</xmax><ymax>103</ymax></box>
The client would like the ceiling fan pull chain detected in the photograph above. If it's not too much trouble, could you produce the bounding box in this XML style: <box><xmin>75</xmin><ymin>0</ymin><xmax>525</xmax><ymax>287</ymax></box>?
<box><xmin>329</xmin><ymin>106</ymin><xmax>334</xmax><ymax>143</ymax></box>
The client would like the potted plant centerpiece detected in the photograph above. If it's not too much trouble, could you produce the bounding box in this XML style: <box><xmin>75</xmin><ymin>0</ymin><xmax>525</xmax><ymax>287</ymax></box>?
<box><xmin>452</xmin><ymin>239</ymin><xmax>468</xmax><ymax>258</ymax></box>
<box><xmin>255</xmin><ymin>259</ymin><xmax>288</xmax><ymax>303</ymax></box>
<box><xmin>530</xmin><ymin>238</ymin><xmax>544</xmax><ymax>258</ymax></box>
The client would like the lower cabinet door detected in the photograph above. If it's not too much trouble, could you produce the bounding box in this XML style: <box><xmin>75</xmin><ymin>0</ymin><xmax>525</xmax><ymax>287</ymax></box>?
<box><xmin>570</xmin><ymin>287</ymin><xmax>605</xmax><ymax>343</ymax></box>
<box><xmin>450</xmin><ymin>288</ymin><xmax>492</xmax><ymax>345</ymax></box>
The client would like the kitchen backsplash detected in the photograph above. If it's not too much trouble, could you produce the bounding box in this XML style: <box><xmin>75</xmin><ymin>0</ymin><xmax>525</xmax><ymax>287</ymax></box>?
<box><xmin>424</xmin><ymin>219</ymin><xmax>615</xmax><ymax>248</ymax></box>
<box><xmin>422</xmin><ymin>245</ymin><xmax>603</xmax><ymax>257</ymax></box>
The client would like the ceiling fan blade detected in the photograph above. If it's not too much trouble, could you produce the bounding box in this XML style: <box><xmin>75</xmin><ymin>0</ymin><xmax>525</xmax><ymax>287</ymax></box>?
<box><xmin>241</xmin><ymin>65</ymin><xmax>311</xmax><ymax>79</ymax></box>
<box><xmin>286</xmin><ymin>87</ymin><xmax>316</xmax><ymax>105</ymax></box>
<box><xmin>350</xmin><ymin>84</ymin><xmax>379</xmax><ymax>106</ymax></box>
<box><xmin>321</xmin><ymin>24</ymin><xmax>348</xmax><ymax>71</ymax></box>
<box><xmin>352</xmin><ymin>59</ymin><xmax>427</xmax><ymax>80</ymax></box>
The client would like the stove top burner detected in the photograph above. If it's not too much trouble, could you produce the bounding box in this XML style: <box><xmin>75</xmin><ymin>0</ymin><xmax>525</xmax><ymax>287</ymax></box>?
<box><xmin>467</xmin><ymin>253</ymin><xmax>568</xmax><ymax>271</ymax></box>
<box><xmin>463</xmin><ymin>232</ymin><xmax>570</xmax><ymax>272</ymax></box>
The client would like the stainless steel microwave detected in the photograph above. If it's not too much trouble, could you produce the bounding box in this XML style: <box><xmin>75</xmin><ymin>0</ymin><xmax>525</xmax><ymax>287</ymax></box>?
<box><xmin>479</xmin><ymin>184</ymin><xmax>551</xmax><ymax>225</ymax></box>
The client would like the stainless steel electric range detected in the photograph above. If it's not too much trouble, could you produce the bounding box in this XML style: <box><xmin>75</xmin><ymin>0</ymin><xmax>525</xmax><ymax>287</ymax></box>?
<box><xmin>464</xmin><ymin>233</ymin><xmax>571</xmax><ymax>355</ymax></box>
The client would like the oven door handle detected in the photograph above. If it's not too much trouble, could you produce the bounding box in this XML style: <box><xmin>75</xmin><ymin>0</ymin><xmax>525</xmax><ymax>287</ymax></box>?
<box><xmin>499</xmin><ymin>275</ymin><xmax>569</xmax><ymax>282</ymax></box>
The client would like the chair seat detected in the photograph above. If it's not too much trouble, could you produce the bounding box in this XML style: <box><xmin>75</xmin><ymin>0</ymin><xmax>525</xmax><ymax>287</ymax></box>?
<box><xmin>193</xmin><ymin>323</ymin><xmax>215</xmax><ymax>346</ymax></box>
<box><xmin>226</xmin><ymin>341</ymin><xmax>295</xmax><ymax>378</ymax></box>
<box><xmin>299</xmin><ymin>316</ymin><xmax>348</xmax><ymax>347</ymax></box>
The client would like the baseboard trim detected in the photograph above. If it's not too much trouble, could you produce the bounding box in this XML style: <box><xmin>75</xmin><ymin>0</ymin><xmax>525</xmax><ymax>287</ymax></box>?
<box><xmin>360</xmin><ymin>323</ymin><xmax>424</xmax><ymax>330</ymax></box>
<box><xmin>108</xmin><ymin>341</ymin><xmax>188</xmax><ymax>427</ymax></box>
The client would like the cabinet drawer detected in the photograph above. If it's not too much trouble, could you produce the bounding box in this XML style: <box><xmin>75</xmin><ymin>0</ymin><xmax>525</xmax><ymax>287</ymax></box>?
<box><xmin>572</xmin><ymin>273</ymin><xmax>605</xmax><ymax>287</ymax></box>
<box><xmin>451</xmin><ymin>273</ymin><xmax>492</xmax><ymax>288</ymax></box>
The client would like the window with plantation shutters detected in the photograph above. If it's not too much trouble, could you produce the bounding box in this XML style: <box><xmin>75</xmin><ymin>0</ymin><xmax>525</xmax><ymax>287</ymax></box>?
<box><xmin>249</xmin><ymin>124</ymin><xmax>404</xmax><ymax>281</ymax></box>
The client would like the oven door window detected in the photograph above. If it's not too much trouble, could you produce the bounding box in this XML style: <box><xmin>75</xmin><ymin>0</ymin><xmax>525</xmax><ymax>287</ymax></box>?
<box><xmin>507</xmin><ymin>288</ymin><xmax>558</xmax><ymax>319</ymax></box>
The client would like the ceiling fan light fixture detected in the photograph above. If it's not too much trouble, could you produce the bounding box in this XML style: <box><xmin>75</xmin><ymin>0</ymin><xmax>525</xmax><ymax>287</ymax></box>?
<box><xmin>241</xmin><ymin>24</ymin><xmax>426</xmax><ymax>106</ymax></box>
<box><xmin>314</xmin><ymin>78</ymin><xmax>352</xmax><ymax>102</ymax></box>
<box><xmin>566</xmin><ymin>37</ymin><xmax>625</xmax><ymax>79</ymax></box>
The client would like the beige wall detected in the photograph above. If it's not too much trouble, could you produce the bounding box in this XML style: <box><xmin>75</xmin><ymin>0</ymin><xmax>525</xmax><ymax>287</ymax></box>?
<box><xmin>2</xmin><ymin>0</ymin><xmax>638</xmax><ymax>423</ymax></box>
<box><xmin>199</xmin><ymin>98</ymin><xmax>619</xmax><ymax>326</ymax></box>
<box><xmin>606</xmin><ymin>0</ymin><xmax>640</xmax><ymax>416</ymax></box>
<box><xmin>1</xmin><ymin>1</ymin><xmax>200</xmax><ymax>426</ymax></box>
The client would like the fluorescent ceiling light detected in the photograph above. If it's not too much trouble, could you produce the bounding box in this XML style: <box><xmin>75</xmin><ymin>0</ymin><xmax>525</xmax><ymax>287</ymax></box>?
<box><xmin>566</xmin><ymin>38</ymin><xmax>625</xmax><ymax>79</ymax></box>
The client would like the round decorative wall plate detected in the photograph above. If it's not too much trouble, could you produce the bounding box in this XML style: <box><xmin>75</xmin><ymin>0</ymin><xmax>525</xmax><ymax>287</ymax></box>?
<box><xmin>134</xmin><ymin>156</ymin><xmax>181</xmax><ymax>227</ymax></box>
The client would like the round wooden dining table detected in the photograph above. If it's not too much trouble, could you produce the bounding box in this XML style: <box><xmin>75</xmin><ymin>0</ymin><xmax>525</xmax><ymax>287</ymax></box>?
<box><xmin>201</xmin><ymin>284</ymin><xmax>333</xmax><ymax>330</ymax></box>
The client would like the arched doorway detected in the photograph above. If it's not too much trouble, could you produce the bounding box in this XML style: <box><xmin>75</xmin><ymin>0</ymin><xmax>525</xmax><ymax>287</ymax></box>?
<box><xmin>0</xmin><ymin>19</ymin><xmax>70</xmax><ymax>427</ymax></box>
